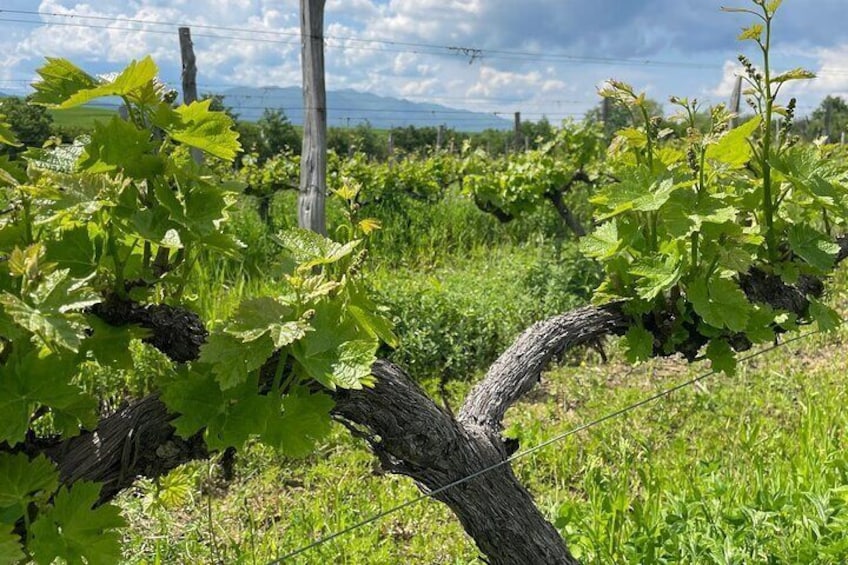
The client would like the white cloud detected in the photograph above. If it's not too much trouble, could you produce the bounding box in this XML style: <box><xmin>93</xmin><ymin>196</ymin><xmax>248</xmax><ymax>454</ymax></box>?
<box><xmin>1</xmin><ymin>0</ymin><xmax>847</xmax><ymax>124</ymax></box>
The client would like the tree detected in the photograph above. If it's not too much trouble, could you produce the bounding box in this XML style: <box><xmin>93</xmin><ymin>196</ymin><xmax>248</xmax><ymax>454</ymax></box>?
<box><xmin>0</xmin><ymin>96</ymin><xmax>53</xmax><ymax>155</ymax></box>
<box><xmin>258</xmin><ymin>108</ymin><xmax>301</xmax><ymax>159</ymax></box>
<box><xmin>389</xmin><ymin>124</ymin><xmax>441</xmax><ymax>153</ymax></box>
<box><xmin>802</xmin><ymin>95</ymin><xmax>848</xmax><ymax>142</ymax></box>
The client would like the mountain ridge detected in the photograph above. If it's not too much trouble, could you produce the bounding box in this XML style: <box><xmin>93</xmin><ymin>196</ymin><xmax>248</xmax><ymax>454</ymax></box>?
<box><xmin>220</xmin><ymin>86</ymin><xmax>511</xmax><ymax>132</ymax></box>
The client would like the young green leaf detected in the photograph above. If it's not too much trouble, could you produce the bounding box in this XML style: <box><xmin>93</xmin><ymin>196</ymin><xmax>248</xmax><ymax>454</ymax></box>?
<box><xmin>160</xmin><ymin>368</ymin><xmax>225</xmax><ymax>439</ymax></box>
<box><xmin>30</xmin><ymin>58</ymin><xmax>99</xmax><ymax>107</ymax></box>
<box><xmin>262</xmin><ymin>388</ymin><xmax>334</xmax><ymax>458</ymax></box>
<box><xmin>580</xmin><ymin>221</ymin><xmax>620</xmax><ymax>259</ymax></box>
<box><xmin>0</xmin><ymin>453</ymin><xmax>60</xmax><ymax>520</ymax></box>
<box><xmin>706</xmin><ymin>116</ymin><xmax>761</xmax><ymax>168</ymax></box>
<box><xmin>687</xmin><ymin>277</ymin><xmax>751</xmax><ymax>332</ymax></box>
<box><xmin>29</xmin><ymin>482</ymin><xmax>126</xmax><ymax>565</ymax></box>
<box><xmin>0</xmin><ymin>293</ymin><xmax>83</xmax><ymax>352</ymax></box>
<box><xmin>787</xmin><ymin>224</ymin><xmax>840</xmax><ymax>271</ymax></box>
<box><xmin>809</xmin><ymin>297</ymin><xmax>841</xmax><ymax>332</ymax></box>
<box><xmin>629</xmin><ymin>256</ymin><xmax>682</xmax><ymax>301</ymax></box>
<box><xmin>60</xmin><ymin>56</ymin><xmax>159</xmax><ymax>108</ymax></box>
<box><xmin>199</xmin><ymin>332</ymin><xmax>276</xmax><ymax>390</ymax></box>
<box><xmin>0</xmin><ymin>526</ymin><xmax>24</xmax><ymax>564</ymax></box>
<box><xmin>163</xmin><ymin>99</ymin><xmax>242</xmax><ymax>161</ymax></box>
<box><xmin>706</xmin><ymin>339</ymin><xmax>736</xmax><ymax>375</ymax></box>
<box><xmin>81</xmin><ymin>316</ymin><xmax>150</xmax><ymax>369</ymax></box>
<box><xmin>78</xmin><ymin>117</ymin><xmax>164</xmax><ymax>179</ymax></box>
<box><xmin>623</xmin><ymin>326</ymin><xmax>654</xmax><ymax>363</ymax></box>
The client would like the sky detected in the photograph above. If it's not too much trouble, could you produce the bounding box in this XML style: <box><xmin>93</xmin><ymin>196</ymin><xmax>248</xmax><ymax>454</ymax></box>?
<box><xmin>1</xmin><ymin>0</ymin><xmax>847</xmax><ymax>127</ymax></box>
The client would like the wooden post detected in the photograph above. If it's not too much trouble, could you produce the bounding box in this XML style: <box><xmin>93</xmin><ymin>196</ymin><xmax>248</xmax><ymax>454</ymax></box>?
<box><xmin>387</xmin><ymin>131</ymin><xmax>394</xmax><ymax>167</ymax></box>
<box><xmin>729</xmin><ymin>75</ymin><xmax>742</xmax><ymax>129</ymax></box>
<box><xmin>298</xmin><ymin>0</ymin><xmax>328</xmax><ymax>235</ymax></box>
<box><xmin>437</xmin><ymin>124</ymin><xmax>445</xmax><ymax>150</ymax></box>
<box><xmin>179</xmin><ymin>27</ymin><xmax>203</xmax><ymax>164</ymax></box>
<box><xmin>824</xmin><ymin>103</ymin><xmax>832</xmax><ymax>142</ymax></box>
<box><xmin>514</xmin><ymin>111</ymin><xmax>521</xmax><ymax>151</ymax></box>
<box><xmin>601</xmin><ymin>98</ymin><xmax>612</xmax><ymax>138</ymax></box>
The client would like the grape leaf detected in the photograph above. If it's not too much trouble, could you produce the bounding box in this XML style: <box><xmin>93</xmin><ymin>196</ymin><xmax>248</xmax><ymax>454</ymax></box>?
<box><xmin>60</xmin><ymin>56</ymin><xmax>159</xmax><ymax>108</ymax></box>
<box><xmin>706</xmin><ymin>116</ymin><xmax>761</xmax><ymax>169</ymax></box>
<box><xmin>0</xmin><ymin>526</ymin><xmax>24</xmax><ymax>564</ymax></box>
<box><xmin>183</xmin><ymin>183</ymin><xmax>229</xmax><ymax>237</ymax></box>
<box><xmin>78</xmin><ymin>117</ymin><xmax>164</xmax><ymax>179</ymax></box>
<box><xmin>29</xmin><ymin>482</ymin><xmax>126</xmax><ymax>565</ymax></box>
<box><xmin>274</xmin><ymin>228</ymin><xmax>360</xmax><ymax>268</ymax></box>
<box><xmin>226</xmin><ymin>297</ymin><xmax>293</xmax><ymax>342</ymax></box>
<box><xmin>623</xmin><ymin>326</ymin><xmax>654</xmax><ymax>363</ymax></box>
<box><xmin>629</xmin><ymin>256</ymin><xmax>682</xmax><ymax>301</ymax></box>
<box><xmin>580</xmin><ymin>221</ymin><xmax>620</xmax><ymax>259</ymax></box>
<box><xmin>787</xmin><ymin>224</ymin><xmax>839</xmax><ymax>272</ymax></box>
<box><xmin>0</xmin><ymin>376</ymin><xmax>29</xmax><ymax>446</ymax></box>
<box><xmin>164</xmin><ymin>99</ymin><xmax>242</xmax><ymax>161</ymax></box>
<box><xmin>0</xmin><ymin>293</ymin><xmax>83</xmax><ymax>352</ymax></box>
<box><xmin>0</xmin><ymin>350</ymin><xmax>97</xmax><ymax>441</ymax></box>
<box><xmin>331</xmin><ymin>340</ymin><xmax>378</xmax><ymax>389</ymax></box>
<box><xmin>809</xmin><ymin>297</ymin><xmax>841</xmax><ymax>332</ymax></box>
<box><xmin>30</xmin><ymin>58</ymin><xmax>99</xmax><ymax>107</ymax></box>
<box><xmin>291</xmin><ymin>301</ymin><xmax>375</xmax><ymax>390</ymax></box>
<box><xmin>205</xmin><ymin>393</ymin><xmax>275</xmax><ymax>451</ymax></box>
<box><xmin>262</xmin><ymin>388</ymin><xmax>334</xmax><ymax>458</ymax></box>
<box><xmin>348</xmin><ymin>303</ymin><xmax>399</xmax><ymax>349</ymax></box>
<box><xmin>744</xmin><ymin>305</ymin><xmax>777</xmax><ymax>343</ymax></box>
<box><xmin>706</xmin><ymin>339</ymin><xmax>736</xmax><ymax>375</ymax></box>
<box><xmin>0</xmin><ymin>453</ymin><xmax>59</xmax><ymax>520</ymax></box>
<box><xmin>81</xmin><ymin>316</ymin><xmax>150</xmax><ymax>369</ymax></box>
<box><xmin>45</xmin><ymin>227</ymin><xmax>98</xmax><ymax>278</ymax></box>
<box><xmin>160</xmin><ymin>368</ymin><xmax>224</xmax><ymax>439</ymax></box>
<box><xmin>199</xmin><ymin>332</ymin><xmax>276</xmax><ymax>390</ymax></box>
<box><xmin>0</xmin><ymin>116</ymin><xmax>20</xmax><ymax>147</ymax></box>
<box><xmin>688</xmin><ymin>277</ymin><xmax>751</xmax><ymax>332</ymax></box>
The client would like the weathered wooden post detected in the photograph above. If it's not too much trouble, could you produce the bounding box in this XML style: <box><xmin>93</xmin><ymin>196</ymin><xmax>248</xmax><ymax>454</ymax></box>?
<box><xmin>514</xmin><ymin>111</ymin><xmax>521</xmax><ymax>151</ymax></box>
<box><xmin>729</xmin><ymin>75</ymin><xmax>742</xmax><ymax>129</ymax></box>
<box><xmin>179</xmin><ymin>27</ymin><xmax>203</xmax><ymax>164</ymax></box>
<box><xmin>298</xmin><ymin>0</ymin><xmax>328</xmax><ymax>235</ymax></box>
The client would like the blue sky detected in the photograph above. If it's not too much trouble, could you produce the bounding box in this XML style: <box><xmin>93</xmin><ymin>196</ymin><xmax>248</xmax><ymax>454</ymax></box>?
<box><xmin>1</xmin><ymin>0</ymin><xmax>846</xmax><ymax>125</ymax></box>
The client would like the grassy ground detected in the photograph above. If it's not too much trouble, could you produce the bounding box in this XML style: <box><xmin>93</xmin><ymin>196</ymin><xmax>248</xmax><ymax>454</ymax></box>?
<box><xmin>117</xmin><ymin>262</ymin><xmax>848</xmax><ymax>564</ymax></box>
<box><xmin>48</xmin><ymin>104</ymin><xmax>116</xmax><ymax>128</ymax></box>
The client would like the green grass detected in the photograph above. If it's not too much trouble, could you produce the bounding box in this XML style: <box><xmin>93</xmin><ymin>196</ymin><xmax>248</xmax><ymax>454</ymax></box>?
<box><xmin>49</xmin><ymin>105</ymin><xmax>116</xmax><ymax>128</ymax></box>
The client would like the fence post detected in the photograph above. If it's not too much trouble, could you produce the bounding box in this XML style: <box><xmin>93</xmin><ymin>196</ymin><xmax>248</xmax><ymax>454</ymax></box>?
<box><xmin>514</xmin><ymin>111</ymin><xmax>521</xmax><ymax>151</ymax></box>
<box><xmin>298</xmin><ymin>0</ymin><xmax>328</xmax><ymax>235</ymax></box>
<box><xmin>729</xmin><ymin>75</ymin><xmax>742</xmax><ymax>129</ymax></box>
<box><xmin>179</xmin><ymin>27</ymin><xmax>203</xmax><ymax>164</ymax></box>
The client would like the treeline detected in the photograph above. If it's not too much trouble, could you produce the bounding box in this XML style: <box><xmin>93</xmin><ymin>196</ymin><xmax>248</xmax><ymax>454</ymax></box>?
<box><xmin>3</xmin><ymin>92</ymin><xmax>846</xmax><ymax>164</ymax></box>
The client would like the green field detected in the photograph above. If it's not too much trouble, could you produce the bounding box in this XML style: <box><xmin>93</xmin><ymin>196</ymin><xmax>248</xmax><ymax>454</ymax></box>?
<box><xmin>48</xmin><ymin>104</ymin><xmax>116</xmax><ymax>128</ymax></box>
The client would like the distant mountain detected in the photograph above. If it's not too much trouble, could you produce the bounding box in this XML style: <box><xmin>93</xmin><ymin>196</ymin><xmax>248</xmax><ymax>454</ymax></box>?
<box><xmin>220</xmin><ymin>86</ymin><xmax>510</xmax><ymax>132</ymax></box>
